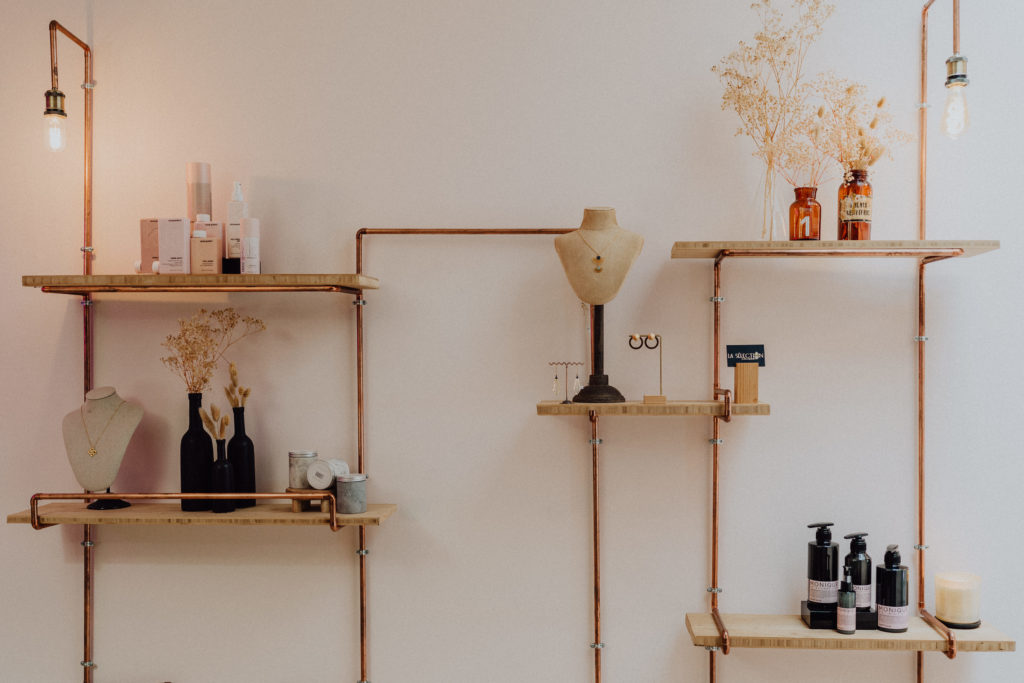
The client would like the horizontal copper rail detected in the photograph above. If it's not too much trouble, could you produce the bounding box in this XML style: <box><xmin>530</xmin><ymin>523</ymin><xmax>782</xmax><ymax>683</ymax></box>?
<box><xmin>716</xmin><ymin>248</ymin><xmax>965</xmax><ymax>260</ymax></box>
<box><xmin>711</xmin><ymin>608</ymin><xmax>731</xmax><ymax>654</ymax></box>
<box><xmin>41</xmin><ymin>285</ymin><xmax>364</xmax><ymax>295</ymax></box>
<box><xmin>920</xmin><ymin>609</ymin><xmax>958</xmax><ymax>659</ymax></box>
<box><xmin>29</xmin><ymin>492</ymin><xmax>341</xmax><ymax>531</ymax></box>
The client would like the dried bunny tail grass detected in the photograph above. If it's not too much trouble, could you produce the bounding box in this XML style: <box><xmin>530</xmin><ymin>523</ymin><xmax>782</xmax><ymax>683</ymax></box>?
<box><xmin>877</xmin><ymin>96</ymin><xmax>886</xmax><ymax>108</ymax></box>
<box><xmin>200</xmin><ymin>408</ymin><xmax>218</xmax><ymax>437</ymax></box>
<box><xmin>229</xmin><ymin>362</ymin><xmax>239</xmax><ymax>388</ymax></box>
<box><xmin>224</xmin><ymin>385</ymin><xmax>238</xmax><ymax>408</ymax></box>
<box><xmin>219</xmin><ymin>415</ymin><xmax>230</xmax><ymax>439</ymax></box>
<box><xmin>240</xmin><ymin>387</ymin><xmax>251</xmax><ymax>407</ymax></box>
<box><xmin>210</xmin><ymin>403</ymin><xmax>220</xmax><ymax>423</ymax></box>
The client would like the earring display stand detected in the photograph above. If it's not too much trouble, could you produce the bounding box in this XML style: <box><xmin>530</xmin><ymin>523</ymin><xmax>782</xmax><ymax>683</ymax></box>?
<box><xmin>549</xmin><ymin>361</ymin><xmax>584</xmax><ymax>404</ymax></box>
<box><xmin>574</xmin><ymin>305</ymin><xmax>625</xmax><ymax>403</ymax></box>
<box><xmin>629</xmin><ymin>333</ymin><xmax>665</xmax><ymax>404</ymax></box>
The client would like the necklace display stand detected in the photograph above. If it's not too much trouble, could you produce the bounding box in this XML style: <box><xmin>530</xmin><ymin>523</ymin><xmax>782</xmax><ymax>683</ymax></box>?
<box><xmin>573</xmin><ymin>304</ymin><xmax>625</xmax><ymax>403</ymax></box>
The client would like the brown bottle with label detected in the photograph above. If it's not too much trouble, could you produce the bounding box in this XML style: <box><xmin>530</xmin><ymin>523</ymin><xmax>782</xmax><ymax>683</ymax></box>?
<box><xmin>838</xmin><ymin>169</ymin><xmax>872</xmax><ymax>240</ymax></box>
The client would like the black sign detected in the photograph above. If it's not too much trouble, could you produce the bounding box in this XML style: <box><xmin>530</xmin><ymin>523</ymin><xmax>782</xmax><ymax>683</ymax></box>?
<box><xmin>726</xmin><ymin>344</ymin><xmax>765</xmax><ymax>367</ymax></box>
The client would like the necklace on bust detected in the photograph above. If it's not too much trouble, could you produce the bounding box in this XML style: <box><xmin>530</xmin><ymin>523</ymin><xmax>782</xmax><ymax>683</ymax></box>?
<box><xmin>575</xmin><ymin>229</ymin><xmax>621</xmax><ymax>273</ymax></box>
<box><xmin>80</xmin><ymin>400</ymin><xmax>126</xmax><ymax>457</ymax></box>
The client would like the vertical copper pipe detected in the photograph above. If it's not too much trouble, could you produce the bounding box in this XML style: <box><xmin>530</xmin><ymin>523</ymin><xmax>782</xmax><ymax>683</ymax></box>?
<box><xmin>920</xmin><ymin>1</ymin><xmax>935</xmax><ymax>241</ymax></box>
<box><xmin>917</xmin><ymin>261</ymin><xmax>927</xmax><ymax>608</ymax></box>
<box><xmin>709</xmin><ymin>650</ymin><xmax>716</xmax><ymax>683</ymax></box>
<box><xmin>359</xmin><ymin>526</ymin><xmax>368</xmax><ymax>682</ymax></box>
<box><xmin>82</xmin><ymin>524</ymin><xmax>94</xmax><ymax>683</ymax></box>
<box><xmin>953</xmin><ymin>0</ymin><xmax>960</xmax><ymax>54</ymax></box>
<box><xmin>589</xmin><ymin>411</ymin><xmax>602</xmax><ymax>683</ymax></box>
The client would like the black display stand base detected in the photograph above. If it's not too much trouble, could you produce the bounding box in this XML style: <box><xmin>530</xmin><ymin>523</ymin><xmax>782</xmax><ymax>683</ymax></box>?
<box><xmin>87</xmin><ymin>498</ymin><xmax>131</xmax><ymax>510</ymax></box>
<box><xmin>939</xmin><ymin>618</ymin><xmax>981</xmax><ymax>629</ymax></box>
<box><xmin>573</xmin><ymin>374</ymin><xmax>625</xmax><ymax>403</ymax></box>
<box><xmin>800</xmin><ymin>601</ymin><xmax>877</xmax><ymax>630</ymax></box>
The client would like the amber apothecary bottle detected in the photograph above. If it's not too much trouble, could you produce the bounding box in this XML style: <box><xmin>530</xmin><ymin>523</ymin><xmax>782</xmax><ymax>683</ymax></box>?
<box><xmin>789</xmin><ymin>187</ymin><xmax>821</xmax><ymax>240</ymax></box>
<box><xmin>838</xmin><ymin>169</ymin><xmax>872</xmax><ymax>240</ymax></box>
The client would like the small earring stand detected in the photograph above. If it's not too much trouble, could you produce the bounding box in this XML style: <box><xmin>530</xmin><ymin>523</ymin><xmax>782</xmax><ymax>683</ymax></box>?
<box><xmin>628</xmin><ymin>333</ymin><xmax>665</xmax><ymax>404</ymax></box>
<box><xmin>549</xmin><ymin>361</ymin><xmax>584</xmax><ymax>404</ymax></box>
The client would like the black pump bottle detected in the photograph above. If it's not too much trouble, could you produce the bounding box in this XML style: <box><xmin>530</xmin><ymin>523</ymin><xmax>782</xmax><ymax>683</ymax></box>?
<box><xmin>807</xmin><ymin>522</ymin><xmax>839</xmax><ymax>609</ymax></box>
<box><xmin>844</xmin><ymin>532</ymin><xmax>872</xmax><ymax>611</ymax></box>
<box><xmin>876</xmin><ymin>544</ymin><xmax>909</xmax><ymax>633</ymax></box>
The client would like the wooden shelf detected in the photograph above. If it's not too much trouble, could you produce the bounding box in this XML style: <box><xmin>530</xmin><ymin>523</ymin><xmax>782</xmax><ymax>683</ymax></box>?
<box><xmin>670</xmin><ymin>240</ymin><xmax>999</xmax><ymax>260</ymax></box>
<box><xmin>537</xmin><ymin>400</ymin><xmax>769</xmax><ymax>417</ymax></box>
<box><xmin>685</xmin><ymin>613</ymin><xmax>1015</xmax><ymax>653</ymax></box>
<box><xmin>22</xmin><ymin>273</ymin><xmax>380</xmax><ymax>296</ymax></box>
<box><xmin>7</xmin><ymin>502</ymin><xmax>396</xmax><ymax>527</ymax></box>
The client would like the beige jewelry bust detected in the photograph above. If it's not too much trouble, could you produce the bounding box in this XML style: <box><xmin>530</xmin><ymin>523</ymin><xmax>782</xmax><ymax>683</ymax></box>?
<box><xmin>554</xmin><ymin>207</ymin><xmax>644</xmax><ymax>305</ymax></box>
<box><xmin>62</xmin><ymin>386</ymin><xmax>143</xmax><ymax>494</ymax></box>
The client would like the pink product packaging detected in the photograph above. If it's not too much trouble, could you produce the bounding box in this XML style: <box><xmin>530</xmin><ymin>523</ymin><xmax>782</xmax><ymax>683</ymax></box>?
<box><xmin>192</xmin><ymin>219</ymin><xmax>223</xmax><ymax>242</ymax></box>
<box><xmin>138</xmin><ymin>219</ymin><xmax>160</xmax><ymax>274</ymax></box>
<box><xmin>186</xmin><ymin>162</ymin><xmax>211</xmax><ymax>221</ymax></box>
<box><xmin>156</xmin><ymin>218</ymin><xmax>191</xmax><ymax>274</ymax></box>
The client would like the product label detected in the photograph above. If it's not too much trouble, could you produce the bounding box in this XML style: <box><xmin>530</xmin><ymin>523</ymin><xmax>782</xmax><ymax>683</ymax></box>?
<box><xmin>854</xmin><ymin>584</ymin><xmax>872</xmax><ymax>609</ymax></box>
<box><xmin>840</xmin><ymin>195</ymin><xmax>872</xmax><ymax>223</ymax></box>
<box><xmin>877</xmin><ymin>603</ymin><xmax>909</xmax><ymax>630</ymax></box>
<box><xmin>808</xmin><ymin>579</ymin><xmax>838</xmax><ymax>604</ymax></box>
<box><xmin>726</xmin><ymin>344</ymin><xmax>766</xmax><ymax>367</ymax></box>
<box><xmin>837</xmin><ymin>606</ymin><xmax>856</xmax><ymax>633</ymax></box>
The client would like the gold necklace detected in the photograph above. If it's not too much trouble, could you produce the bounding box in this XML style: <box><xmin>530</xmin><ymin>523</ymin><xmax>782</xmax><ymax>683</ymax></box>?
<box><xmin>575</xmin><ymin>229</ymin><xmax>621</xmax><ymax>273</ymax></box>
<box><xmin>80</xmin><ymin>400</ymin><xmax>127</xmax><ymax>457</ymax></box>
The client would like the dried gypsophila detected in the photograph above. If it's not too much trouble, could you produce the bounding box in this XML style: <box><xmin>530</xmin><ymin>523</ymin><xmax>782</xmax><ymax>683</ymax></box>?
<box><xmin>161</xmin><ymin>307</ymin><xmax>266</xmax><ymax>394</ymax></box>
<box><xmin>712</xmin><ymin>0</ymin><xmax>835</xmax><ymax>238</ymax></box>
<box><xmin>814</xmin><ymin>73</ymin><xmax>912</xmax><ymax>176</ymax></box>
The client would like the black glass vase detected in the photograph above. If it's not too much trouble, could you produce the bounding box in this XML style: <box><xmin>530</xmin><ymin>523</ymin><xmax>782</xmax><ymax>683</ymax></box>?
<box><xmin>228</xmin><ymin>406</ymin><xmax>256</xmax><ymax>508</ymax></box>
<box><xmin>211</xmin><ymin>439</ymin><xmax>236</xmax><ymax>514</ymax></box>
<box><xmin>180</xmin><ymin>392</ymin><xmax>213</xmax><ymax>511</ymax></box>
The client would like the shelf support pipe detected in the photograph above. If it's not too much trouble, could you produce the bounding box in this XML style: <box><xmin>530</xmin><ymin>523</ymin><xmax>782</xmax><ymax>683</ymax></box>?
<box><xmin>918</xmin><ymin>2</ymin><xmax>963</xmax><ymax>678</ymax></box>
<box><xmin>589</xmin><ymin>411</ymin><xmax>603</xmax><ymax>683</ymax></box>
<box><xmin>354</xmin><ymin>228</ymin><xmax>573</xmax><ymax>683</ymax></box>
<box><xmin>50</xmin><ymin>20</ymin><xmax>97</xmax><ymax>682</ymax></box>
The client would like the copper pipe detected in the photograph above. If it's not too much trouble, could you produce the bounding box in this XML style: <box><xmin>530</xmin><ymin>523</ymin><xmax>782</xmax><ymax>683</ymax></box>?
<box><xmin>921</xmin><ymin>609</ymin><xmax>958</xmax><ymax>658</ymax></box>
<box><xmin>709</xmin><ymin>650</ymin><xmax>716</xmax><ymax>683</ymax></box>
<box><xmin>713</xmin><ymin>258</ymin><xmax>722</xmax><ymax>393</ymax></box>
<box><xmin>359</xmin><ymin>526</ymin><xmax>368</xmax><ymax>682</ymax></box>
<box><xmin>718</xmin><ymin>248</ymin><xmax>963</xmax><ymax>260</ymax></box>
<box><xmin>42</xmin><ymin>285</ymin><xmax>365</xmax><ymax>295</ymax></box>
<box><xmin>82</xmin><ymin>296</ymin><xmax>93</xmax><ymax>395</ymax></box>
<box><xmin>921</xmin><ymin>0</ymin><xmax>936</xmax><ymax>241</ymax></box>
<box><xmin>711</xmin><ymin>608</ymin><xmax>731</xmax><ymax>655</ymax></box>
<box><xmin>917</xmin><ymin>651</ymin><xmax>924</xmax><ymax>683</ymax></box>
<box><xmin>29</xmin><ymin>492</ymin><xmax>342</xmax><ymax>531</ymax></box>
<box><xmin>590</xmin><ymin>411</ymin><xmax>602</xmax><ymax>683</ymax></box>
<box><xmin>82</xmin><ymin>524</ymin><xmax>94</xmax><ymax>683</ymax></box>
<box><xmin>953</xmin><ymin>0</ymin><xmax>960</xmax><ymax>54</ymax></box>
<box><xmin>917</xmin><ymin>260</ymin><xmax>927</xmax><ymax>616</ymax></box>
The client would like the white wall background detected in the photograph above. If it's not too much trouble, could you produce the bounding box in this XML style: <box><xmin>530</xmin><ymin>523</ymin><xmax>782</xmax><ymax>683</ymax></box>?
<box><xmin>1</xmin><ymin>1</ymin><xmax>1020</xmax><ymax>681</ymax></box>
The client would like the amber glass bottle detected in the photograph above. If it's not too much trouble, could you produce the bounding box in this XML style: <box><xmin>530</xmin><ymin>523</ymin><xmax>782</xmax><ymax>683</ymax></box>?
<box><xmin>789</xmin><ymin>187</ymin><xmax>821</xmax><ymax>240</ymax></box>
<box><xmin>838</xmin><ymin>169</ymin><xmax>872</xmax><ymax>240</ymax></box>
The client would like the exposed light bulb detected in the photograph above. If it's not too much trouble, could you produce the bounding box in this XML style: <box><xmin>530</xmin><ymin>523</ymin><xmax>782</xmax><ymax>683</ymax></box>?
<box><xmin>941</xmin><ymin>83</ymin><xmax>969</xmax><ymax>140</ymax></box>
<box><xmin>45</xmin><ymin>113</ymin><xmax>67</xmax><ymax>152</ymax></box>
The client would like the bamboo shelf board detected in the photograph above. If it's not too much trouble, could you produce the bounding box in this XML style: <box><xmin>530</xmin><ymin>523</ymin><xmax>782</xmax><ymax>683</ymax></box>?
<box><xmin>685</xmin><ymin>613</ymin><xmax>1015</xmax><ymax>653</ymax></box>
<box><xmin>22</xmin><ymin>273</ymin><xmax>380</xmax><ymax>295</ymax></box>
<box><xmin>536</xmin><ymin>400</ymin><xmax>769</xmax><ymax>416</ymax></box>
<box><xmin>7</xmin><ymin>502</ymin><xmax>397</xmax><ymax>527</ymax></box>
<box><xmin>670</xmin><ymin>240</ymin><xmax>999</xmax><ymax>259</ymax></box>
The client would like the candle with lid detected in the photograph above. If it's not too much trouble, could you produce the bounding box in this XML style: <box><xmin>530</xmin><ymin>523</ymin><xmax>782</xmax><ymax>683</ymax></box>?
<box><xmin>336</xmin><ymin>473</ymin><xmax>367</xmax><ymax>514</ymax></box>
<box><xmin>935</xmin><ymin>572</ymin><xmax>981</xmax><ymax>628</ymax></box>
<box><xmin>288</xmin><ymin>450</ymin><xmax>317</xmax><ymax>489</ymax></box>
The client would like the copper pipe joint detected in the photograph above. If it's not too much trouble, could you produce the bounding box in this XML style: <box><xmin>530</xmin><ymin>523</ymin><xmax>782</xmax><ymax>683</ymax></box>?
<box><xmin>711</xmin><ymin>608</ymin><xmax>731</xmax><ymax>655</ymax></box>
<box><xmin>29</xmin><ymin>492</ymin><xmax>341</xmax><ymax>531</ymax></box>
<box><xmin>713</xmin><ymin>388</ymin><xmax>732</xmax><ymax>422</ymax></box>
<box><xmin>920</xmin><ymin>609</ymin><xmax>958</xmax><ymax>659</ymax></box>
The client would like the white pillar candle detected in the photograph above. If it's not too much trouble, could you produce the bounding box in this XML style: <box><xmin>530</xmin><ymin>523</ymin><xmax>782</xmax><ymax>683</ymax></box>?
<box><xmin>934</xmin><ymin>572</ymin><xmax>981</xmax><ymax>626</ymax></box>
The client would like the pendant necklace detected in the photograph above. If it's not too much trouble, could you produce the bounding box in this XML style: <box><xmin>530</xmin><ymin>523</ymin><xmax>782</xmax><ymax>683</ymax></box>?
<box><xmin>575</xmin><ymin>229</ymin><xmax>621</xmax><ymax>273</ymax></box>
<box><xmin>80</xmin><ymin>400</ymin><xmax>127</xmax><ymax>457</ymax></box>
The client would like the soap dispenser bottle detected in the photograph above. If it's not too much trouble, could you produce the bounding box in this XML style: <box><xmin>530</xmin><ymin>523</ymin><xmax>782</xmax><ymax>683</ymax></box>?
<box><xmin>876</xmin><ymin>544</ymin><xmax>909</xmax><ymax>633</ymax></box>
<box><xmin>837</xmin><ymin>565</ymin><xmax>856</xmax><ymax>635</ymax></box>
<box><xmin>844</xmin><ymin>532</ymin><xmax>872</xmax><ymax>611</ymax></box>
<box><xmin>807</xmin><ymin>522</ymin><xmax>839</xmax><ymax>609</ymax></box>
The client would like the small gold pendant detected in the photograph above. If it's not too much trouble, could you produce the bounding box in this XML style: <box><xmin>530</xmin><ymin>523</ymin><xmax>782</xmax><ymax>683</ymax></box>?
<box><xmin>592</xmin><ymin>255</ymin><xmax>603</xmax><ymax>272</ymax></box>
<box><xmin>88</xmin><ymin>447</ymin><xmax>97</xmax><ymax>457</ymax></box>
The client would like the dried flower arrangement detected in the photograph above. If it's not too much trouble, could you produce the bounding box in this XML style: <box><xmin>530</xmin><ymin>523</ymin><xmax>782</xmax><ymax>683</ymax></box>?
<box><xmin>200</xmin><ymin>402</ymin><xmax>231</xmax><ymax>440</ymax></box>
<box><xmin>224</xmin><ymin>362</ymin><xmax>252</xmax><ymax>408</ymax></box>
<box><xmin>712</xmin><ymin>0</ymin><xmax>835</xmax><ymax>238</ymax></box>
<box><xmin>161</xmin><ymin>308</ymin><xmax>266</xmax><ymax>393</ymax></box>
<box><xmin>814</xmin><ymin>73</ymin><xmax>912</xmax><ymax>177</ymax></box>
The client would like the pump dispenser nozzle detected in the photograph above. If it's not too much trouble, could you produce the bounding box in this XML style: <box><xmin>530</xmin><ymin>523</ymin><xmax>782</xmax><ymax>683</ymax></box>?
<box><xmin>808</xmin><ymin>522</ymin><xmax>835</xmax><ymax>545</ymax></box>
<box><xmin>231</xmin><ymin>181</ymin><xmax>244</xmax><ymax>202</ymax></box>
<box><xmin>844</xmin><ymin>532</ymin><xmax>868</xmax><ymax>552</ymax></box>
<box><xmin>884</xmin><ymin>544</ymin><xmax>901</xmax><ymax>567</ymax></box>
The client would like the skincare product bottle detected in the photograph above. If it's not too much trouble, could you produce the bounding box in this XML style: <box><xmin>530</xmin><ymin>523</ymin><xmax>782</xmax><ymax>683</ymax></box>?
<box><xmin>227</xmin><ymin>181</ymin><xmax>249</xmax><ymax>222</ymax></box>
<box><xmin>138</xmin><ymin>219</ymin><xmax>160</xmax><ymax>274</ymax></box>
<box><xmin>186</xmin><ymin>162</ymin><xmax>212</xmax><ymax>221</ymax></box>
<box><xmin>192</xmin><ymin>214</ymin><xmax>223</xmax><ymax>242</ymax></box>
<box><xmin>876</xmin><ymin>544</ymin><xmax>909</xmax><ymax>633</ymax></box>
<box><xmin>223</xmin><ymin>221</ymin><xmax>242</xmax><ymax>274</ymax></box>
<box><xmin>241</xmin><ymin>217</ymin><xmax>260</xmax><ymax>274</ymax></box>
<box><xmin>190</xmin><ymin>229</ymin><xmax>222</xmax><ymax>275</ymax></box>
<box><xmin>157</xmin><ymin>218</ymin><xmax>191</xmax><ymax>274</ymax></box>
<box><xmin>837</xmin><ymin>565</ymin><xmax>856</xmax><ymax>635</ymax></box>
<box><xmin>807</xmin><ymin>522</ymin><xmax>839</xmax><ymax>609</ymax></box>
<box><xmin>844</xmin><ymin>532</ymin><xmax>873</xmax><ymax>611</ymax></box>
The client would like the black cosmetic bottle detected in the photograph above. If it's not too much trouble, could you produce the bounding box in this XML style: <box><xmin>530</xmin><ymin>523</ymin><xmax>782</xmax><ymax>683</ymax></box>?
<box><xmin>807</xmin><ymin>522</ymin><xmax>839</xmax><ymax>610</ymax></box>
<box><xmin>844</xmin><ymin>532</ymin><xmax>872</xmax><ymax>612</ymax></box>
<box><xmin>837</xmin><ymin>565</ymin><xmax>856</xmax><ymax>635</ymax></box>
<box><xmin>876</xmin><ymin>544</ymin><xmax>909</xmax><ymax>633</ymax></box>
